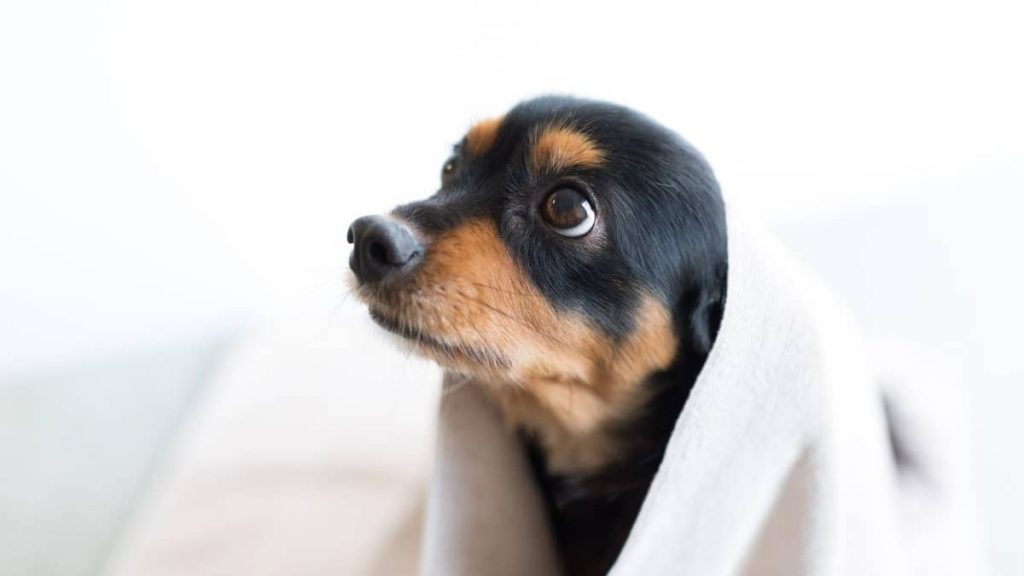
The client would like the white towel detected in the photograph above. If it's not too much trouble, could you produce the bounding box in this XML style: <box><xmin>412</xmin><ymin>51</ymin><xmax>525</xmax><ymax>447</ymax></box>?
<box><xmin>420</xmin><ymin>209</ymin><xmax>983</xmax><ymax>576</ymax></box>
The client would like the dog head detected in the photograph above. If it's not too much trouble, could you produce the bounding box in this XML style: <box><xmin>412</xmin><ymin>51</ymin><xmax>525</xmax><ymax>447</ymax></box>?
<box><xmin>349</xmin><ymin>96</ymin><xmax>726</xmax><ymax>470</ymax></box>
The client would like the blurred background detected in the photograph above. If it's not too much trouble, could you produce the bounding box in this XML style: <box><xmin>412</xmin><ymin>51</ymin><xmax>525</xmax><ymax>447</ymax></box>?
<box><xmin>1</xmin><ymin>1</ymin><xmax>1022</xmax><ymax>574</ymax></box>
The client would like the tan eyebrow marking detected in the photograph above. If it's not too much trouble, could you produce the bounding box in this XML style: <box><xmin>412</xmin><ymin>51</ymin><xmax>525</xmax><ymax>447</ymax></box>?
<box><xmin>465</xmin><ymin>116</ymin><xmax>504</xmax><ymax>157</ymax></box>
<box><xmin>530</xmin><ymin>125</ymin><xmax>605</xmax><ymax>173</ymax></box>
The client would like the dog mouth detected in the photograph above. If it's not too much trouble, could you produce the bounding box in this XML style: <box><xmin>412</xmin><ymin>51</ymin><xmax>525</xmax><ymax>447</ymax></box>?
<box><xmin>368</xmin><ymin>307</ymin><xmax>510</xmax><ymax>369</ymax></box>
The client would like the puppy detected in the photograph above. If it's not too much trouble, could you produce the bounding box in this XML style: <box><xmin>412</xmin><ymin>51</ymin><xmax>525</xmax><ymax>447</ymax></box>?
<box><xmin>348</xmin><ymin>96</ymin><xmax>728</xmax><ymax>576</ymax></box>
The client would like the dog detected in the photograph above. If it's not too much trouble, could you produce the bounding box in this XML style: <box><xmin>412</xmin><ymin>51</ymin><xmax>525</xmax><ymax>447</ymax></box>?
<box><xmin>348</xmin><ymin>96</ymin><xmax>728</xmax><ymax>576</ymax></box>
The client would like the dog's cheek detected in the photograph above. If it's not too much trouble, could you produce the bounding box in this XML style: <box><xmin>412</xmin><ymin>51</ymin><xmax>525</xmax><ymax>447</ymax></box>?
<box><xmin>605</xmin><ymin>296</ymin><xmax>678</xmax><ymax>394</ymax></box>
<box><xmin>413</xmin><ymin>218</ymin><xmax>553</xmax><ymax>350</ymax></box>
<box><xmin>518</xmin><ymin>297</ymin><xmax>677</xmax><ymax>425</ymax></box>
<box><xmin>414</xmin><ymin>217</ymin><xmax>677</xmax><ymax>394</ymax></box>
<box><xmin>418</xmin><ymin>219</ymin><xmax>678</xmax><ymax>383</ymax></box>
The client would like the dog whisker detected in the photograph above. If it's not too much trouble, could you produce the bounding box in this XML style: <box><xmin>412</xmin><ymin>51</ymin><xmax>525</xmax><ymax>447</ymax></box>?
<box><xmin>441</xmin><ymin>375</ymin><xmax>474</xmax><ymax>399</ymax></box>
<box><xmin>468</xmin><ymin>281</ymin><xmax>531</xmax><ymax>297</ymax></box>
<box><xmin>452</xmin><ymin>288</ymin><xmax>571</xmax><ymax>348</ymax></box>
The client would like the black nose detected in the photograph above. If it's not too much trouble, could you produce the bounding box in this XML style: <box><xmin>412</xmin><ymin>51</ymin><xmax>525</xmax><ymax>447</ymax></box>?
<box><xmin>347</xmin><ymin>215</ymin><xmax>423</xmax><ymax>284</ymax></box>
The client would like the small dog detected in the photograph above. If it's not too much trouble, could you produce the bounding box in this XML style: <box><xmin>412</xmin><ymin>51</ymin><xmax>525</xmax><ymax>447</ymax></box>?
<box><xmin>349</xmin><ymin>96</ymin><xmax>728</xmax><ymax>576</ymax></box>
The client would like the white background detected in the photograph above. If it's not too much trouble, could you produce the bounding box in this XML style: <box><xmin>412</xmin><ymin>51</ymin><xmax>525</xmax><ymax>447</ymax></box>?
<box><xmin>2</xmin><ymin>0</ymin><xmax>1022</xmax><ymax>573</ymax></box>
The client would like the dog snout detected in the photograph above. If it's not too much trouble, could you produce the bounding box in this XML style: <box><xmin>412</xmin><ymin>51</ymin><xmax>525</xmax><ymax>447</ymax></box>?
<box><xmin>347</xmin><ymin>215</ymin><xmax>423</xmax><ymax>284</ymax></box>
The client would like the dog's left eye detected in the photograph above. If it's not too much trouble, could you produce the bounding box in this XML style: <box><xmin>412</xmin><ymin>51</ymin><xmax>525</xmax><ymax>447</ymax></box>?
<box><xmin>441</xmin><ymin>157</ymin><xmax>458</xmax><ymax>182</ymax></box>
<box><xmin>542</xmin><ymin>188</ymin><xmax>596</xmax><ymax>237</ymax></box>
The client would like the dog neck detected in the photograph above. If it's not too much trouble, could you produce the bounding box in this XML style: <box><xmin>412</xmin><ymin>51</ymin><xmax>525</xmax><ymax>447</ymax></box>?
<box><xmin>478</xmin><ymin>346</ymin><xmax>697</xmax><ymax>475</ymax></box>
<box><xmin>488</xmin><ymin>378</ymin><xmax>650</xmax><ymax>474</ymax></box>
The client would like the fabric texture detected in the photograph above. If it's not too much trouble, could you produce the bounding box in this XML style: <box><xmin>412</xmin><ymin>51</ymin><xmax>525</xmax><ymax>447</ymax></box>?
<box><xmin>420</xmin><ymin>209</ymin><xmax>983</xmax><ymax>576</ymax></box>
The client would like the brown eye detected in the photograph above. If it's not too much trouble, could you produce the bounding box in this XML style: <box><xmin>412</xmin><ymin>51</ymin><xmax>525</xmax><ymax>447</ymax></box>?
<box><xmin>542</xmin><ymin>188</ymin><xmax>596</xmax><ymax>237</ymax></box>
<box><xmin>441</xmin><ymin>157</ymin><xmax>457</xmax><ymax>181</ymax></box>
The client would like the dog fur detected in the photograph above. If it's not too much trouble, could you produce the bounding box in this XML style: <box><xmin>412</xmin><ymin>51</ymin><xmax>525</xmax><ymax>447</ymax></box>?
<box><xmin>351</xmin><ymin>96</ymin><xmax>728</xmax><ymax>575</ymax></box>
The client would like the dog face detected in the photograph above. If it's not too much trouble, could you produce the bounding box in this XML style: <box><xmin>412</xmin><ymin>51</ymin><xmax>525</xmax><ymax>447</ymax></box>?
<box><xmin>349</xmin><ymin>96</ymin><xmax>726</xmax><ymax>469</ymax></box>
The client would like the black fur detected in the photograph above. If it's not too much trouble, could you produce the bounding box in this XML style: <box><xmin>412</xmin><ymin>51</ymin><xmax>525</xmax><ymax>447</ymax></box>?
<box><xmin>395</xmin><ymin>96</ymin><xmax>728</xmax><ymax>575</ymax></box>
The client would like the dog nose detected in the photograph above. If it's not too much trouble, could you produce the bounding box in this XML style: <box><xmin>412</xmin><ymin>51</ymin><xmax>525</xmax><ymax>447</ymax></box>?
<box><xmin>347</xmin><ymin>215</ymin><xmax>423</xmax><ymax>284</ymax></box>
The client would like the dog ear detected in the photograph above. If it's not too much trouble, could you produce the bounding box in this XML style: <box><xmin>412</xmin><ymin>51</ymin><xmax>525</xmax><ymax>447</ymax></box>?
<box><xmin>679</xmin><ymin>264</ymin><xmax>727</xmax><ymax>357</ymax></box>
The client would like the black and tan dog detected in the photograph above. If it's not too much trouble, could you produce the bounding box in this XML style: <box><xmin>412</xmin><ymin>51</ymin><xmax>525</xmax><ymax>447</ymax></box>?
<box><xmin>348</xmin><ymin>96</ymin><xmax>728</xmax><ymax>576</ymax></box>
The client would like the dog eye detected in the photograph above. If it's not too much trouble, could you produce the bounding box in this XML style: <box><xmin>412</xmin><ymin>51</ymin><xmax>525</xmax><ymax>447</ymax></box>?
<box><xmin>542</xmin><ymin>188</ymin><xmax>596</xmax><ymax>237</ymax></box>
<box><xmin>441</xmin><ymin>157</ymin><xmax>458</xmax><ymax>182</ymax></box>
